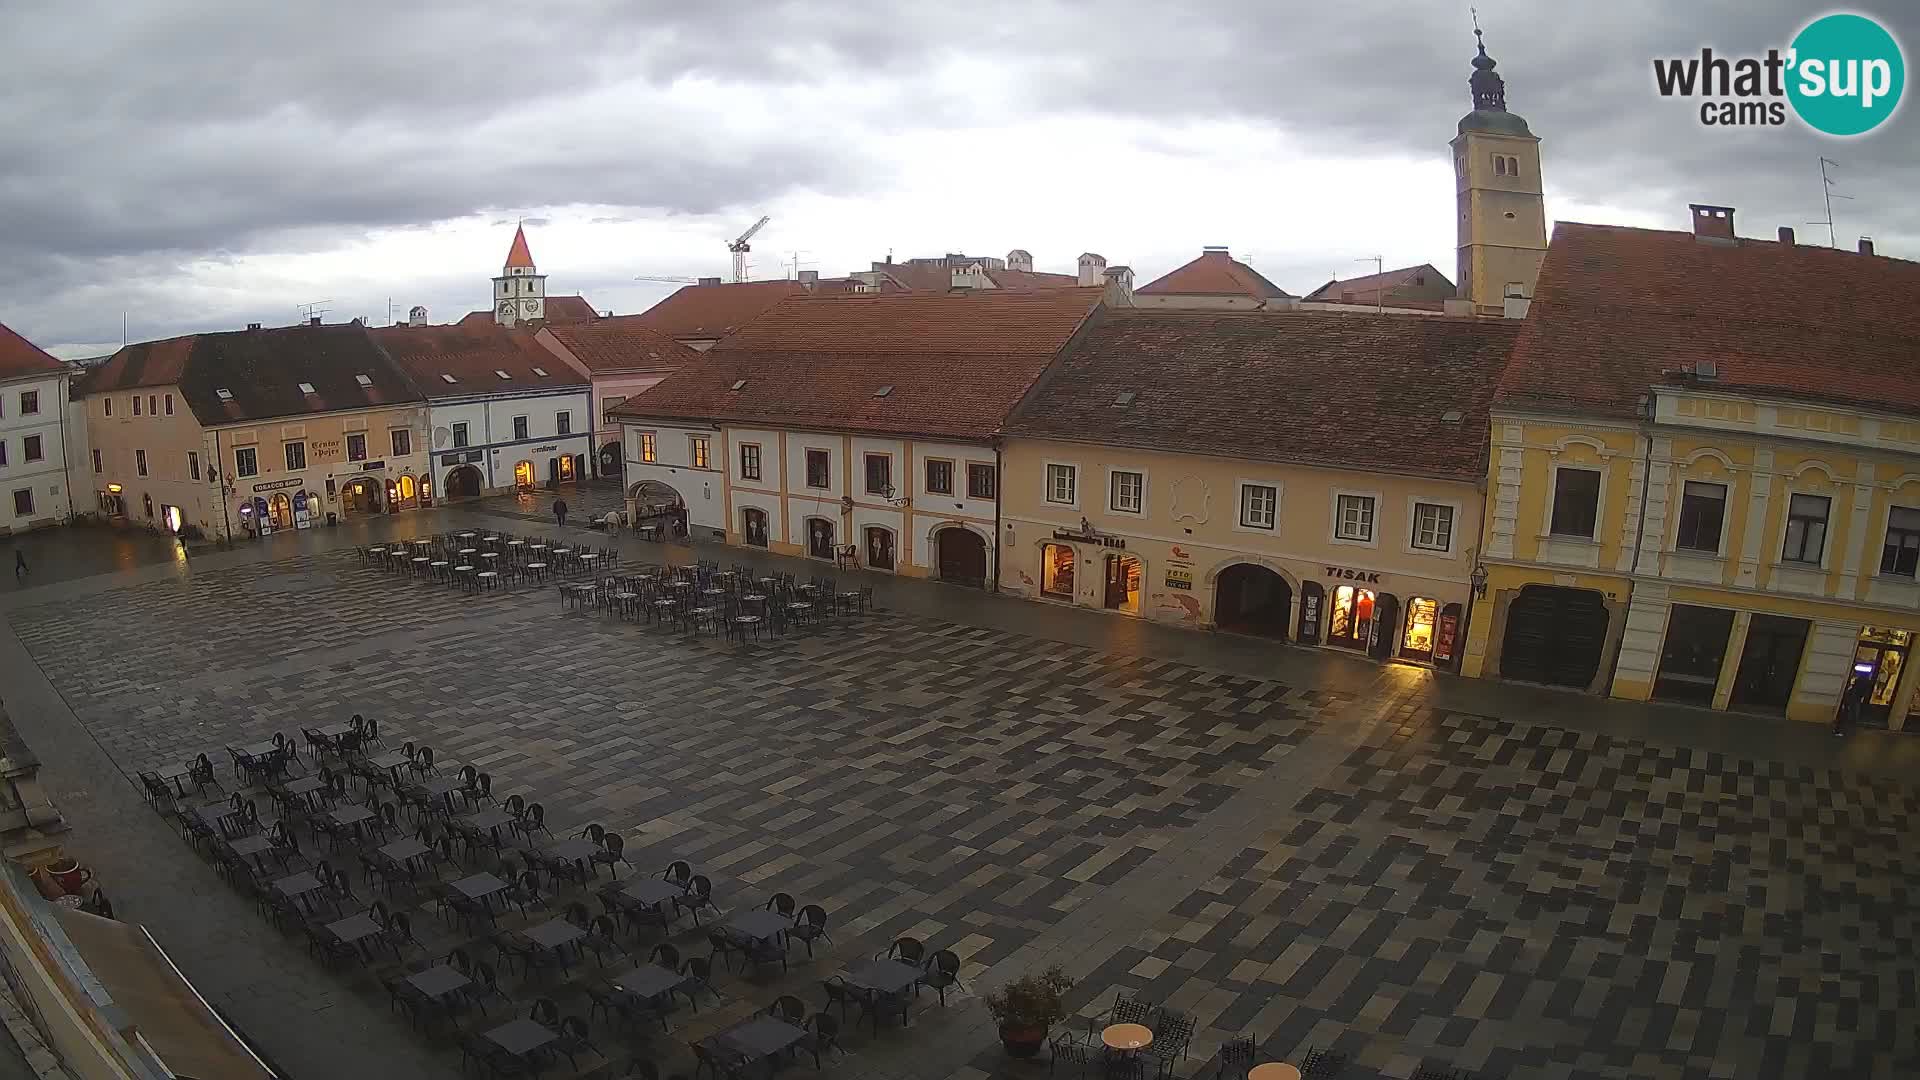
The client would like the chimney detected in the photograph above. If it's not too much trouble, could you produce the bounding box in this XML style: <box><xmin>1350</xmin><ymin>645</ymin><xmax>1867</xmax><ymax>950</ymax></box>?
<box><xmin>1102</xmin><ymin>266</ymin><xmax>1134</xmax><ymax>307</ymax></box>
<box><xmin>1859</xmin><ymin>236</ymin><xmax>1876</xmax><ymax>256</ymax></box>
<box><xmin>1441</xmin><ymin>298</ymin><xmax>1474</xmax><ymax>317</ymax></box>
<box><xmin>1006</xmin><ymin>249</ymin><xmax>1034</xmax><ymax>273</ymax></box>
<box><xmin>697</xmin><ymin>276</ymin><xmax>722</xmax><ymax>286</ymax></box>
<box><xmin>1689</xmin><ymin>203</ymin><xmax>1736</xmax><ymax>242</ymax></box>
<box><xmin>797</xmin><ymin>270</ymin><xmax>819</xmax><ymax>287</ymax></box>
<box><xmin>1076</xmin><ymin>252</ymin><xmax>1107</xmax><ymax>287</ymax></box>
<box><xmin>408</xmin><ymin>304</ymin><xmax>428</xmax><ymax>327</ymax></box>
<box><xmin>1778</xmin><ymin>226</ymin><xmax>1795</xmax><ymax>246</ymax></box>
<box><xmin>247</xmin><ymin>322</ymin><xmax>262</xmax><ymax>331</ymax></box>
<box><xmin>308</xmin><ymin>316</ymin><xmax>322</xmax><ymax>326</ymax></box>
<box><xmin>950</xmin><ymin>267</ymin><xmax>971</xmax><ymax>290</ymax></box>
<box><xmin>1502</xmin><ymin>283</ymin><xmax>1531</xmax><ymax>319</ymax></box>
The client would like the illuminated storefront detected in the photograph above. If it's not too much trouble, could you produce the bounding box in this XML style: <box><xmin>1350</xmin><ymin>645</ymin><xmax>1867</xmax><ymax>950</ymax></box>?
<box><xmin>1400</xmin><ymin>597</ymin><xmax>1438</xmax><ymax>662</ymax></box>
<box><xmin>1041</xmin><ymin>543</ymin><xmax>1076</xmax><ymax>599</ymax></box>
<box><xmin>1853</xmin><ymin>627</ymin><xmax>1912</xmax><ymax>727</ymax></box>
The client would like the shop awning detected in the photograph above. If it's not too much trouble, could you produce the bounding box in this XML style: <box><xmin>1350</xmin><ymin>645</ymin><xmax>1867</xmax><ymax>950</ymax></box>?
<box><xmin>53</xmin><ymin>908</ymin><xmax>277</xmax><ymax>1080</ymax></box>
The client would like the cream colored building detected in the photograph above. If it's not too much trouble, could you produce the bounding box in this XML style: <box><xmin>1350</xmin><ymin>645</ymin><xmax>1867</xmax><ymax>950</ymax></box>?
<box><xmin>0</xmin><ymin>323</ymin><xmax>76</xmax><ymax>534</ymax></box>
<box><xmin>613</xmin><ymin>288</ymin><xmax>1106</xmax><ymax>578</ymax></box>
<box><xmin>81</xmin><ymin>322</ymin><xmax>430</xmax><ymax>540</ymax></box>
<box><xmin>1000</xmin><ymin>309</ymin><xmax>1519</xmax><ymax>668</ymax></box>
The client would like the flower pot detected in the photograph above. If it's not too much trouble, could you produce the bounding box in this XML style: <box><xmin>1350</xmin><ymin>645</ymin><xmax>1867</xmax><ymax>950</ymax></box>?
<box><xmin>45</xmin><ymin>859</ymin><xmax>92</xmax><ymax>896</ymax></box>
<box><xmin>1000</xmin><ymin>1023</ymin><xmax>1048</xmax><ymax>1059</ymax></box>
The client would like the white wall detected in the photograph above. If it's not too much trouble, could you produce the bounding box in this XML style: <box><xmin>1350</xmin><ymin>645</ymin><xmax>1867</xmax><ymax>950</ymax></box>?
<box><xmin>0</xmin><ymin>372</ymin><xmax>74</xmax><ymax>531</ymax></box>
<box><xmin>911</xmin><ymin>439</ymin><xmax>999</xmax><ymax>524</ymax></box>
<box><xmin>620</xmin><ymin>420</ymin><xmax>724</xmax><ymax>531</ymax></box>
<box><xmin>428</xmin><ymin>388</ymin><xmax>592</xmax><ymax>489</ymax></box>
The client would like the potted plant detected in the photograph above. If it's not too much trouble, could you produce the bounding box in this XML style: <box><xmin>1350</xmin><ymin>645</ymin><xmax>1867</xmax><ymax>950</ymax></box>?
<box><xmin>983</xmin><ymin>965</ymin><xmax>1074</xmax><ymax>1058</ymax></box>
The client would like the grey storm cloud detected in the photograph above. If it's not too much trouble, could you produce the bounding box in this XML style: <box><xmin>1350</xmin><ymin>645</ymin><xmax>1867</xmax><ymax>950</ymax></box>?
<box><xmin>5</xmin><ymin>0</ymin><xmax>1918</xmax><ymax>349</ymax></box>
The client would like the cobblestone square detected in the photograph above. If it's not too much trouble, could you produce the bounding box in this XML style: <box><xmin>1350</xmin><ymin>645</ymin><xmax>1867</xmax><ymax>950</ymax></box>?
<box><xmin>5</xmin><ymin>527</ymin><xmax>1916</xmax><ymax>1080</ymax></box>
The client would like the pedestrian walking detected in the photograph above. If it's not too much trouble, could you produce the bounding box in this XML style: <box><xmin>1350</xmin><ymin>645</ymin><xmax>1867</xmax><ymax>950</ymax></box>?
<box><xmin>12</xmin><ymin>549</ymin><xmax>24</xmax><ymax>580</ymax></box>
<box><xmin>553</xmin><ymin>498</ymin><xmax>568</xmax><ymax>527</ymax></box>
<box><xmin>1834</xmin><ymin>671</ymin><xmax>1871</xmax><ymax>737</ymax></box>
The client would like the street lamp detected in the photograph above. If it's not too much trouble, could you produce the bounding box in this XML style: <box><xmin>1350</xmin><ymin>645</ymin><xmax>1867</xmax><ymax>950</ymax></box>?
<box><xmin>1470</xmin><ymin>563</ymin><xmax>1488</xmax><ymax>598</ymax></box>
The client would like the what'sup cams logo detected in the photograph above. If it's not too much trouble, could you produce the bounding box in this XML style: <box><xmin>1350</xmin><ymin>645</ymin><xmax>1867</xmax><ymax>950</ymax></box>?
<box><xmin>1654</xmin><ymin>12</ymin><xmax>1905</xmax><ymax>135</ymax></box>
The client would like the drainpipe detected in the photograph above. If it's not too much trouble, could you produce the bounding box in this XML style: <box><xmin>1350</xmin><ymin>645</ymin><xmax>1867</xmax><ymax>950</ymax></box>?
<box><xmin>991</xmin><ymin>441</ymin><xmax>1003</xmax><ymax>593</ymax></box>
<box><xmin>214</xmin><ymin>428</ymin><xmax>233</xmax><ymax>546</ymax></box>
<box><xmin>57</xmin><ymin>373</ymin><xmax>75</xmax><ymax>523</ymax></box>
<box><xmin>1599</xmin><ymin>394</ymin><xmax>1658</xmax><ymax>693</ymax></box>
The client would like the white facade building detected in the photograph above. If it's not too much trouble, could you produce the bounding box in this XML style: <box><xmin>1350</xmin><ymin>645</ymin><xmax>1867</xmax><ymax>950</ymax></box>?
<box><xmin>0</xmin><ymin>326</ymin><xmax>76</xmax><ymax>534</ymax></box>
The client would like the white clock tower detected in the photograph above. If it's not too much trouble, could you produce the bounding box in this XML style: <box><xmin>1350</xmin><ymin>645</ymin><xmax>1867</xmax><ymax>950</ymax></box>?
<box><xmin>492</xmin><ymin>223</ymin><xmax>546</xmax><ymax>327</ymax></box>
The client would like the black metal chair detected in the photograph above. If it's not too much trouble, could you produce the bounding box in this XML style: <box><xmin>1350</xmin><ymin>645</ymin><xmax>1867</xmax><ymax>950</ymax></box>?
<box><xmin>922</xmin><ymin>948</ymin><xmax>965</xmax><ymax>1005</ymax></box>
<box><xmin>789</xmin><ymin>904</ymin><xmax>831</xmax><ymax>957</ymax></box>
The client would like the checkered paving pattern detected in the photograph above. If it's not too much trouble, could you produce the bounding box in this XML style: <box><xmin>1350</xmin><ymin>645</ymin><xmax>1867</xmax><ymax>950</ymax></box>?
<box><xmin>1071</xmin><ymin>710</ymin><xmax>1920</xmax><ymax>1080</ymax></box>
<box><xmin>476</xmin><ymin>480</ymin><xmax>630</xmax><ymax>527</ymax></box>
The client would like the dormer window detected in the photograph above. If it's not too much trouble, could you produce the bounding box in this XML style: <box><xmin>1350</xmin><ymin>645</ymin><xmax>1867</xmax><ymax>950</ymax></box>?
<box><xmin>494</xmin><ymin>369</ymin><xmax>511</xmax><ymax>380</ymax></box>
<box><xmin>297</xmin><ymin>382</ymin><xmax>316</xmax><ymax>394</ymax></box>
<box><xmin>730</xmin><ymin>380</ymin><xmax>747</xmax><ymax>391</ymax></box>
<box><xmin>873</xmin><ymin>385</ymin><xmax>894</xmax><ymax>398</ymax></box>
<box><xmin>355</xmin><ymin>374</ymin><xmax>373</xmax><ymax>387</ymax></box>
<box><xmin>215</xmin><ymin>388</ymin><xmax>234</xmax><ymax>401</ymax></box>
<box><xmin>531</xmin><ymin>367</ymin><xmax>548</xmax><ymax>377</ymax></box>
<box><xmin>440</xmin><ymin>374</ymin><xmax>457</xmax><ymax>384</ymax></box>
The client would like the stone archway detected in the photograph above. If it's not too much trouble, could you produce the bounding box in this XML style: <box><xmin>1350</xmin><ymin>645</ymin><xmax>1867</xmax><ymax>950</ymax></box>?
<box><xmin>1209</xmin><ymin>559</ymin><xmax>1298</xmax><ymax>639</ymax></box>
<box><xmin>444</xmin><ymin>464</ymin><xmax>484</xmax><ymax>499</ymax></box>
<box><xmin>341</xmin><ymin>477</ymin><xmax>382</xmax><ymax>516</ymax></box>
<box><xmin>933</xmin><ymin>524</ymin><xmax>989</xmax><ymax>586</ymax></box>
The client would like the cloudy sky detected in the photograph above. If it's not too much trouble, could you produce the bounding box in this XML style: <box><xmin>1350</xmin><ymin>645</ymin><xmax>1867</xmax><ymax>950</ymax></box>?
<box><xmin>6</xmin><ymin>1</ymin><xmax>1915</xmax><ymax>357</ymax></box>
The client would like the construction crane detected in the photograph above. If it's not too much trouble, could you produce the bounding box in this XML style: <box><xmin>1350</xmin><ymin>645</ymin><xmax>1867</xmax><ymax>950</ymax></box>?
<box><xmin>728</xmin><ymin>215</ymin><xmax>770</xmax><ymax>283</ymax></box>
<box><xmin>634</xmin><ymin>275</ymin><xmax>698</xmax><ymax>284</ymax></box>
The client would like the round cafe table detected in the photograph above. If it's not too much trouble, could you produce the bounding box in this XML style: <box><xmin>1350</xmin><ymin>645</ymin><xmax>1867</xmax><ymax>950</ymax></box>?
<box><xmin>507</xmin><ymin>540</ymin><xmax>526</xmax><ymax>547</ymax></box>
<box><xmin>1102</xmin><ymin>1023</ymin><xmax>1153</xmax><ymax>1052</ymax></box>
<box><xmin>1247</xmin><ymin>1065</ymin><xmax>1301</xmax><ymax>1080</ymax></box>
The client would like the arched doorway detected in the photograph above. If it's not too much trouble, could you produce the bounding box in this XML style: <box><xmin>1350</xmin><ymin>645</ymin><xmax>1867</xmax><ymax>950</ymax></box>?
<box><xmin>742</xmin><ymin>507</ymin><xmax>769</xmax><ymax>547</ymax></box>
<box><xmin>513</xmin><ymin>460</ymin><xmax>536</xmax><ymax>490</ymax></box>
<box><xmin>1500</xmin><ymin>585</ymin><xmax>1609</xmax><ymax>688</ymax></box>
<box><xmin>394</xmin><ymin>473</ymin><xmax>418</xmax><ymax>510</ymax></box>
<box><xmin>1214</xmin><ymin>563</ymin><xmax>1292</xmax><ymax>639</ymax></box>
<box><xmin>342</xmin><ymin>477</ymin><xmax>381</xmax><ymax>516</ymax></box>
<box><xmin>1040</xmin><ymin>542</ymin><xmax>1076</xmax><ymax>600</ymax></box>
<box><xmin>1103</xmin><ymin>553</ymin><xmax>1141</xmax><ymax>614</ymax></box>
<box><xmin>630</xmin><ymin>480</ymin><xmax>686</xmax><ymax>537</ymax></box>
<box><xmin>865</xmin><ymin>526</ymin><xmax>896</xmax><ymax>572</ymax></box>
<box><xmin>445</xmin><ymin>464</ymin><xmax>483</xmax><ymax>498</ymax></box>
<box><xmin>268</xmin><ymin>493</ymin><xmax>293</xmax><ymax>529</ymax></box>
<box><xmin>599</xmin><ymin>441</ymin><xmax>623</xmax><ymax>477</ymax></box>
<box><xmin>935</xmin><ymin>526</ymin><xmax>988</xmax><ymax>586</ymax></box>
<box><xmin>805</xmin><ymin>517</ymin><xmax>836</xmax><ymax>561</ymax></box>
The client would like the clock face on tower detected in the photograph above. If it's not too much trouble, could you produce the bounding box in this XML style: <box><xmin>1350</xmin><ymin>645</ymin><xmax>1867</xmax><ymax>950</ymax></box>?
<box><xmin>497</xmin><ymin>300</ymin><xmax>514</xmax><ymax>317</ymax></box>
<box><xmin>521</xmin><ymin>299</ymin><xmax>540</xmax><ymax>314</ymax></box>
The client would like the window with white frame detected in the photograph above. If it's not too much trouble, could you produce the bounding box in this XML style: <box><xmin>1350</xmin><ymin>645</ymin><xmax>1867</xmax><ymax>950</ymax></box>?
<box><xmin>234</xmin><ymin>446</ymin><xmax>258</xmax><ymax>478</ymax></box>
<box><xmin>451</xmin><ymin>422</ymin><xmax>470</xmax><ymax>448</ymax></box>
<box><xmin>739</xmin><ymin>443</ymin><xmax>762</xmax><ymax>481</ymax></box>
<box><xmin>347</xmin><ymin>433</ymin><xmax>367</xmax><ymax>461</ymax></box>
<box><xmin>1882</xmin><ymin>506</ymin><xmax>1920</xmax><ymax>577</ymax></box>
<box><xmin>1240</xmin><ymin>484</ymin><xmax>1277</xmax><ymax>529</ymax></box>
<box><xmin>690</xmin><ymin>436</ymin><xmax>710</xmax><ymax>468</ymax></box>
<box><xmin>1549</xmin><ymin>468</ymin><xmax>1601</xmax><ymax>537</ymax></box>
<box><xmin>1411</xmin><ymin>502</ymin><xmax>1454</xmax><ymax>552</ymax></box>
<box><xmin>284</xmin><ymin>440</ymin><xmax>306</xmax><ymax>471</ymax></box>
<box><xmin>1335</xmin><ymin>494</ymin><xmax>1375</xmax><ymax>542</ymax></box>
<box><xmin>1045</xmin><ymin>463</ymin><xmax>1077</xmax><ymax>505</ymax></box>
<box><xmin>1109</xmin><ymin>470</ymin><xmax>1143</xmax><ymax>513</ymax></box>
<box><xmin>639</xmin><ymin>432</ymin><xmax>657</xmax><ymax>462</ymax></box>
<box><xmin>1782</xmin><ymin>493</ymin><xmax>1830</xmax><ymax>565</ymax></box>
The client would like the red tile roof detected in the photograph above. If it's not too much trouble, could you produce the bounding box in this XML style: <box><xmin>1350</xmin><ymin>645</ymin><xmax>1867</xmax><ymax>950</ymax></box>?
<box><xmin>458</xmin><ymin>294</ymin><xmax>599</xmax><ymax>327</ymax></box>
<box><xmin>614</xmin><ymin>288</ymin><xmax>1106</xmax><ymax>441</ymax></box>
<box><xmin>86</xmin><ymin>324</ymin><xmax>423</xmax><ymax>426</ymax></box>
<box><xmin>372</xmin><ymin>322</ymin><xmax>587</xmax><ymax>396</ymax></box>
<box><xmin>1136</xmin><ymin>249</ymin><xmax>1293</xmax><ymax>299</ymax></box>
<box><xmin>542</xmin><ymin>316</ymin><xmax>703</xmax><ymax>375</ymax></box>
<box><xmin>1500</xmin><ymin>222</ymin><xmax>1920</xmax><ymax>420</ymax></box>
<box><xmin>1303</xmin><ymin>264</ymin><xmax>1453</xmax><ymax>304</ymax></box>
<box><xmin>633</xmin><ymin>281</ymin><xmax>806</xmax><ymax>341</ymax></box>
<box><xmin>504</xmin><ymin>224</ymin><xmax>535</xmax><ymax>269</ymax></box>
<box><xmin>0</xmin><ymin>321</ymin><xmax>66</xmax><ymax>380</ymax></box>
<box><xmin>989</xmin><ymin>269</ymin><xmax>1081</xmax><ymax>290</ymax></box>
<box><xmin>1005</xmin><ymin>310</ymin><xmax>1519</xmax><ymax>481</ymax></box>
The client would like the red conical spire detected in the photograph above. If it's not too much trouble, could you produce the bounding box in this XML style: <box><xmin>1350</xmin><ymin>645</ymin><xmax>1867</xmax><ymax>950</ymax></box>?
<box><xmin>504</xmin><ymin>223</ymin><xmax>535</xmax><ymax>270</ymax></box>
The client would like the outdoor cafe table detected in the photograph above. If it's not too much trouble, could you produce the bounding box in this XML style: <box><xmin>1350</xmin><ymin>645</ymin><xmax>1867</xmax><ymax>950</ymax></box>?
<box><xmin>846</xmin><ymin>958</ymin><xmax>922</xmax><ymax>996</ymax></box>
<box><xmin>452</xmin><ymin>872</ymin><xmax>509</xmax><ymax>912</ymax></box>
<box><xmin>611</xmin><ymin>963</ymin><xmax>687</xmax><ymax>1000</ymax></box>
<box><xmin>278</xmin><ymin>774</ymin><xmax>325</xmax><ymax>808</ymax></box>
<box><xmin>406</xmin><ymin>964</ymin><xmax>471</xmax><ymax>1000</ymax></box>
<box><xmin>1247</xmin><ymin>1066</ymin><xmax>1302</xmax><ymax>1080</ymax></box>
<box><xmin>728</xmin><ymin>909</ymin><xmax>792</xmax><ymax>943</ymax></box>
<box><xmin>380</xmin><ymin>837</ymin><xmax>433</xmax><ymax>874</ymax></box>
<box><xmin>486</xmin><ymin>1018</ymin><xmax>557</xmax><ymax>1059</ymax></box>
<box><xmin>455</xmin><ymin>531</ymin><xmax>476</xmax><ymax>540</ymax></box>
<box><xmin>273</xmin><ymin>871</ymin><xmax>328</xmax><ymax>913</ymax></box>
<box><xmin>155</xmin><ymin>761</ymin><xmax>194</xmax><ymax>796</ymax></box>
<box><xmin>416</xmin><ymin>775</ymin><xmax>465</xmax><ymax>813</ymax></box>
<box><xmin>544</xmin><ymin>837</ymin><xmax>598</xmax><ymax>863</ymax></box>
<box><xmin>522</xmin><ymin>917</ymin><xmax>586</xmax><ymax>957</ymax></box>
<box><xmin>327</xmin><ymin>912</ymin><xmax>386</xmax><ymax>958</ymax></box>
<box><xmin>366</xmin><ymin>749</ymin><xmax>411</xmax><ymax>777</ymax></box>
<box><xmin>228</xmin><ymin>834</ymin><xmax>274</xmax><ymax>868</ymax></box>
<box><xmin>622</xmin><ymin>878</ymin><xmax>683</xmax><ymax>905</ymax></box>
<box><xmin>461</xmin><ymin>808</ymin><xmax>515</xmax><ymax>842</ymax></box>
<box><xmin>723</xmin><ymin>1016</ymin><xmax>806</xmax><ymax>1060</ymax></box>
<box><xmin>324</xmin><ymin>803</ymin><xmax>374</xmax><ymax>829</ymax></box>
<box><xmin>236</xmin><ymin>738</ymin><xmax>281</xmax><ymax>759</ymax></box>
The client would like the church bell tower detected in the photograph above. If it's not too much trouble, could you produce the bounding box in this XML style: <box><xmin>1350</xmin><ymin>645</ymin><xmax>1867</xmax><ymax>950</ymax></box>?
<box><xmin>1450</xmin><ymin>29</ymin><xmax>1547</xmax><ymax>316</ymax></box>
<box><xmin>492</xmin><ymin>223</ymin><xmax>546</xmax><ymax>327</ymax></box>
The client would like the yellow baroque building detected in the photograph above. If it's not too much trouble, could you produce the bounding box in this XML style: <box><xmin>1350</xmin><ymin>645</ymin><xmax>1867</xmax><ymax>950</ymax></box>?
<box><xmin>1463</xmin><ymin>208</ymin><xmax>1920</xmax><ymax>730</ymax></box>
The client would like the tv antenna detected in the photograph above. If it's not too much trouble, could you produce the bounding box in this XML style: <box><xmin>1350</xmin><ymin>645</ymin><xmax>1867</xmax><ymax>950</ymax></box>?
<box><xmin>297</xmin><ymin>299</ymin><xmax>333</xmax><ymax>323</ymax></box>
<box><xmin>786</xmin><ymin>251</ymin><xmax>815</xmax><ymax>279</ymax></box>
<box><xmin>1808</xmin><ymin>156</ymin><xmax>1851</xmax><ymax>247</ymax></box>
<box><xmin>1356</xmin><ymin>255</ymin><xmax>1385</xmax><ymax>312</ymax></box>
